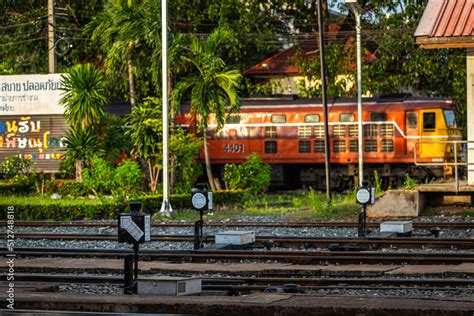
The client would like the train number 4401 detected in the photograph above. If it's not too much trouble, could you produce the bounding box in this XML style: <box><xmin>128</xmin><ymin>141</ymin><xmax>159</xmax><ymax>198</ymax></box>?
<box><xmin>224</xmin><ymin>144</ymin><xmax>245</xmax><ymax>153</ymax></box>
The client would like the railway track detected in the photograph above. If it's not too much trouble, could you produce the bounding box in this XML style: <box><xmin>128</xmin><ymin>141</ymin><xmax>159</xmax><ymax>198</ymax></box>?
<box><xmin>2</xmin><ymin>220</ymin><xmax>473</xmax><ymax>230</ymax></box>
<box><xmin>3</xmin><ymin>247</ymin><xmax>473</xmax><ymax>264</ymax></box>
<box><xmin>5</xmin><ymin>273</ymin><xmax>473</xmax><ymax>293</ymax></box>
<box><xmin>7</xmin><ymin>232</ymin><xmax>474</xmax><ymax>250</ymax></box>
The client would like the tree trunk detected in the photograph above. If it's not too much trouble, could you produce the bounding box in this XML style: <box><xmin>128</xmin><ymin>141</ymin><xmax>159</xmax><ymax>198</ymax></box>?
<box><xmin>203</xmin><ymin>130</ymin><xmax>216</xmax><ymax>191</ymax></box>
<box><xmin>128</xmin><ymin>58</ymin><xmax>136</xmax><ymax>106</ymax></box>
<box><xmin>75</xmin><ymin>160</ymin><xmax>84</xmax><ymax>182</ymax></box>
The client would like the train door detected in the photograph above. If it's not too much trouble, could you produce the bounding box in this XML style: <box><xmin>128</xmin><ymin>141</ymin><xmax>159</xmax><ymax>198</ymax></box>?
<box><xmin>405</xmin><ymin>111</ymin><xmax>418</xmax><ymax>157</ymax></box>
<box><xmin>419</xmin><ymin>110</ymin><xmax>444</xmax><ymax>159</ymax></box>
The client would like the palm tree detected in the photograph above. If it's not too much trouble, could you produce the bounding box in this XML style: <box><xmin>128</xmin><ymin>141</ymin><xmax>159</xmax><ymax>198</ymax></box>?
<box><xmin>86</xmin><ymin>0</ymin><xmax>161</xmax><ymax>105</ymax></box>
<box><xmin>60</xmin><ymin>64</ymin><xmax>107</xmax><ymax>129</ymax></box>
<box><xmin>60</xmin><ymin>63</ymin><xmax>107</xmax><ymax>180</ymax></box>
<box><xmin>172</xmin><ymin>28</ymin><xmax>242</xmax><ymax>191</ymax></box>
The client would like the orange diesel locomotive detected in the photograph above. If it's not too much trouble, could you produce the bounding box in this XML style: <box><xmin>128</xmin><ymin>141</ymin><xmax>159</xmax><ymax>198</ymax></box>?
<box><xmin>177</xmin><ymin>95</ymin><xmax>462</xmax><ymax>189</ymax></box>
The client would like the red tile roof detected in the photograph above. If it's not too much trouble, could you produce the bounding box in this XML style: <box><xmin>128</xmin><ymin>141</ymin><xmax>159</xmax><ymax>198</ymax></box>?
<box><xmin>244</xmin><ymin>21</ymin><xmax>377</xmax><ymax>77</ymax></box>
<box><xmin>415</xmin><ymin>0</ymin><xmax>474</xmax><ymax>48</ymax></box>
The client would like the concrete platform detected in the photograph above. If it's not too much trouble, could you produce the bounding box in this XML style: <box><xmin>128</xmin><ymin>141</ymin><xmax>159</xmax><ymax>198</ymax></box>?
<box><xmin>4</xmin><ymin>258</ymin><xmax>474</xmax><ymax>278</ymax></box>
<box><xmin>6</xmin><ymin>292</ymin><xmax>474</xmax><ymax>315</ymax></box>
<box><xmin>418</xmin><ymin>181</ymin><xmax>474</xmax><ymax>211</ymax></box>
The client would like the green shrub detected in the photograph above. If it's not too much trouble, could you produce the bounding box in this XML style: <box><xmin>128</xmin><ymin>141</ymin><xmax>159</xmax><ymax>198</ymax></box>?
<box><xmin>45</xmin><ymin>180</ymin><xmax>88</xmax><ymax>197</ymax></box>
<box><xmin>113</xmin><ymin>159</ymin><xmax>142</xmax><ymax>198</ymax></box>
<box><xmin>82</xmin><ymin>156</ymin><xmax>114</xmax><ymax>196</ymax></box>
<box><xmin>0</xmin><ymin>197</ymin><xmax>126</xmax><ymax>220</ymax></box>
<box><xmin>404</xmin><ymin>173</ymin><xmax>417</xmax><ymax>190</ymax></box>
<box><xmin>0</xmin><ymin>155</ymin><xmax>32</xmax><ymax>178</ymax></box>
<box><xmin>224</xmin><ymin>153</ymin><xmax>271</xmax><ymax>195</ymax></box>
<box><xmin>0</xmin><ymin>190</ymin><xmax>247</xmax><ymax>220</ymax></box>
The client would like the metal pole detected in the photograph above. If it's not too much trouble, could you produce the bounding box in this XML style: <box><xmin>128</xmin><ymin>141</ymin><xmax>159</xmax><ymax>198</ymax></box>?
<box><xmin>48</xmin><ymin>0</ymin><xmax>57</xmax><ymax>73</ymax></box>
<box><xmin>160</xmin><ymin>0</ymin><xmax>171</xmax><ymax>215</ymax></box>
<box><xmin>355</xmin><ymin>10</ymin><xmax>363</xmax><ymax>186</ymax></box>
<box><xmin>317</xmin><ymin>0</ymin><xmax>331</xmax><ymax>200</ymax></box>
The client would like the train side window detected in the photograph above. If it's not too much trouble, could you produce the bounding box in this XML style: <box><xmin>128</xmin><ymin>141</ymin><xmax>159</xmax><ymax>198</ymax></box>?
<box><xmin>340</xmin><ymin>113</ymin><xmax>354</xmax><ymax>122</ymax></box>
<box><xmin>371</xmin><ymin>112</ymin><xmax>387</xmax><ymax>121</ymax></box>
<box><xmin>305</xmin><ymin>114</ymin><xmax>320</xmax><ymax>123</ymax></box>
<box><xmin>265</xmin><ymin>126</ymin><xmax>277</xmax><ymax>138</ymax></box>
<box><xmin>314</xmin><ymin>126</ymin><xmax>325</xmax><ymax>137</ymax></box>
<box><xmin>364</xmin><ymin>124</ymin><xmax>378</xmax><ymax>137</ymax></box>
<box><xmin>381</xmin><ymin>139</ymin><xmax>394</xmax><ymax>152</ymax></box>
<box><xmin>314</xmin><ymin>140</ymin><xmax>325</xmax><ymax>153</ymax></box>
<box><xmin>226</xmin><ymin>115</ymin><xmax>240</xmax><ymax>124</ymax></box>
<box><xmin>349</xmin><ymin>140</ymin><xmax>358</xmax><ymax>152</ymax></box>
<box><xmin>407</xmin><ymin>112</ymin><xmax>418</xmax><ymax>129</ymax></box>
<box><xmin>299</xmin><ymin>140</ymin><xmax>311</xmax><ymax>153</ymax></box>
<box><xmin>298</xmin><ymin>126</ymin><xmax>312</xmax><ymax>138</ymax></box>
<box><xmin>333</xmin><ymin>125</ymin><xmax>346</xmax><ymax>138</ymax></box>
<box><xmin>333</xmin><ymin>140</ymin><xmax>346</xmax><ymax>153</ymax></box>
<box><xmin>423</xmin><ymin>112</ymin><xmax>436</xmax><ymax>130</ymax></box>
<box><xmin>271</xmin><ymin>114</ymin><xmax>286</xmax><ymax>123</ymax></box>
<box><xmin>265</xmin><ymin>141</ymin><xmax>277</xmax><ymax>154</ymax></box>
<box><xmin>365</xmin><ymin>139</ymin><xmax>377</xmax><ymax>152</ymax></box>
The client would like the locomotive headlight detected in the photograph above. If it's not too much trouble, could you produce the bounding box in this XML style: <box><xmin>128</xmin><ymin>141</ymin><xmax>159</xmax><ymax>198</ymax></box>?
<box><xmin>229</xmin><ymin>129</ymin><xmax>237</xmax><ymax>137</ymax></box>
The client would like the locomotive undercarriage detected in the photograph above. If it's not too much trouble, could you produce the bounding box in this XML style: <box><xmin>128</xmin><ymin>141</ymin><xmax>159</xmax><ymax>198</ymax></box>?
<box><xmin>270</xmin><ymin>163</ymin><xmax>444</xmax><ymax>191</ymax></box>
<box><xmin>211</xmin><ymin>163</ymin><xmax>450</xmax><ymax>191</ymax></box>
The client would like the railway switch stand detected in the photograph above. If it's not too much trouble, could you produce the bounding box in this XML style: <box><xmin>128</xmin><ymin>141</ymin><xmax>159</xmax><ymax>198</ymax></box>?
<box><xmin>356</xmin><ymin>181</ymin><xmax>375</xmax><ymax>237</ymax></box>
<box><xmin>191</xmin><ymin>184</ymin><xmax>213</xmax><ymax>250</ymax></box>
<box><xmin>118</xmin><ymin>201</ymin><xmax>151</xmax><ymax>294</ymax></box>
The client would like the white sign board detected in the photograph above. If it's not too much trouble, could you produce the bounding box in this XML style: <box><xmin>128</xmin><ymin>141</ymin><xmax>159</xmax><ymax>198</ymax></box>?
<box><xmin>0</xmin><ymin>74</ymin><xmax>65</xmax><ymax>115</ymax></box>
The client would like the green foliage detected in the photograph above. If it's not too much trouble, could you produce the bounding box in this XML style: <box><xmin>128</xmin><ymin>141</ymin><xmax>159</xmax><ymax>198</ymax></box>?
<box><xmin>45</xmin><ymin>180</ymin><xmax>88</xmax><ymax>197</ymax></box>
<box><xmin>170</xmin><ymin>128</ymin><xmax>203</xmax><ymax>194</ymax></box>
<box><xmin>403</xmin><ymin>174</ymin><xmax>417</xmax><ymax>190</ymax></box>
<box><xmin>61</xmin><ymin>126</ymin><xmax>103</xmax><ymax>177</ymax></box>
<box><xmin>373</xmin><ymin>170</ymin><xmax>383</xmax><ymax>196</ymax></box>
<box><xmin>224</xmin><ymin>153</ymin><xmax>271</xmax><ymax>195</ymax></box>
<box><xmin>82</xmin><ymin>157</ymin><xmax>115</xmax><ymax>196</ymax></box>
<box><xmin>113</xmin><ymin>159</ymin><xmax>142</xmax><ymax>198</ymax></box>
<box><xmin>125</xmin><ymin>98</ymin><xmax>162</xmax><ymax>192</ymax></box>
<box><xmin>0</xmin><ymin>196</ymin><xmax>125</xmax><ymax>221</ymax></box>
<box><xmin>0</xmin><ymin>155</ymin><xmax>32</xmax><ymax>178</ymax></box>
<box><xmin>60</xmin><ymin>64</ymin><xmax>107</xmax><ymax>129</ymax></box>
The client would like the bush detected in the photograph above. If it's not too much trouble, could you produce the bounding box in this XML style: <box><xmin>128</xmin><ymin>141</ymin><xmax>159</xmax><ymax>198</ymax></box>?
<box><xmin>45</xmin><ymin>180</ymin><xmax>88</xmax><ymax>197</ymax></box>
<box><xmin>0</xmin><ymin>190</ymin><xmax>247</xmax><ymax>220</ymax></box>
<box><xmin>224</xmin><ymin>153</ymin><xmax>271</xmax><ymax>195</ymax></box>
<box><xmin>113</xmin><ymin>160</ymin><xmax>142</xmax><ymax>198</ymax></box>
<box><xmin>0</xmin><ymin>197</ymin><xmax>126</xmax><ymax>220</ymax></box>
<box><xmin>82</xmin><ymin>157</ymin><xmax>114</xmax><ymax>196</ymax></box>
<box><xmin>0</xmin><ymin>155</ymin><xmax>32</xmax><ymax>178</ymax></box>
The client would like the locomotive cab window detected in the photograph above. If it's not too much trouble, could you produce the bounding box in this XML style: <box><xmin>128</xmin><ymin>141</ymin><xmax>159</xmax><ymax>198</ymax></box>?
<box><xmin>443</xmin><ymin>110</ymin><xmax>457</xmax><ymax>128</ymax></box>
<box><xmin>423</xmin><ymin>112</ymin><xmax>436</xmax><ymax>130</ymax></box>
<box><xmin>371</xmin><ymin>112</ymin><xmax>387</xmax><ymax>121</ymax></box>
<box><xmin>340</xmin><ymin>113</ymin><xmax>355</xmax><ymax>122</ymax></box>
<box><xmin>271</xmin><ymin>114</ymin><xmax>286</xmax><ymax>123</ymax></box>
<box><xmin>305</xmin><ymin>114</ymin><xmax>320</xmax><ymax>123</ymax></box>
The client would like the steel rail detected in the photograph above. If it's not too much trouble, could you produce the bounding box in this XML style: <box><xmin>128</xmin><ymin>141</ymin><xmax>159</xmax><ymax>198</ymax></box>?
<box><xmin>2</xmin><ymin>220</ymin><xmax>473</xmax><ymax>230</ymax></box>
<box><xmin>2</xmin><ymin>247</ymin><xmax>473</xmax><ymax>265</ymax></box>
<box><xmin>5</xmin><ymin>273</ymin><xmax>473</xmax><ymax>289</ymax></box>
<box><xmin>6</xmin><ymin>232</ymin><xmax>474</xmax><ymax>249</ymax></box>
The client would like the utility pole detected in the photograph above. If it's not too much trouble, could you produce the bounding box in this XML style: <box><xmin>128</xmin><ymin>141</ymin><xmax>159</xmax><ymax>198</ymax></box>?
<box><xmin>48</xmin><ymin>0</ymin><xmax>57</xmax><ymax>73</ymax></box>
<box><xmin>317</xmin><ymin>0</ymin><xmax>331</xmax><ymax>200</ymax></box>
<box><xmin>345</xmin><ymin>0</ymin><xmax>364</xmax><ymax>186</ymax></box>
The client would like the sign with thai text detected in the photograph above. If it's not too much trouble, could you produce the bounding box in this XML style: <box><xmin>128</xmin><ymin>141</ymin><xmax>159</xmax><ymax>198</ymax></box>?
<box><xmin>0</xmin><ymin>74</ymin><xmax>65</xmax><ymax>115</ymax></box>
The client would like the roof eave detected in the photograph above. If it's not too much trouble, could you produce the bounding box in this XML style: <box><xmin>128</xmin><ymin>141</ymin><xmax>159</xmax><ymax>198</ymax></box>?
<box><xmin>416</xmin><ymin>35</ymin><xmax>474</xmax><ymax>49</ymax></box>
